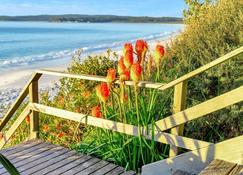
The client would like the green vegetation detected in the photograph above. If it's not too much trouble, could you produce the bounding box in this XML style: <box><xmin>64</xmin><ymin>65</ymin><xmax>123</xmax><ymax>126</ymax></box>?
<box><xmin>0</xmin><ymin>14</ymin><xmax>182</xmax><ymax>23</ymax></box>
<box><xmin>1</xmin><ymin>0</ymin><xmax>242</xmax><ymax>173</ymax></box>
<box><xmin>169</xmin><ymin>0</ymin><xmax>243</xmax><ymax>142</ymax></box>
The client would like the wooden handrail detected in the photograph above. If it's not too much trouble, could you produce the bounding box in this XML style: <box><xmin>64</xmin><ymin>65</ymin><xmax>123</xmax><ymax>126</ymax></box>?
<box><xmin>37</xmin><ymin>69</ymin><xmax>166</xmax><ymax>90</ymax></box>
<box><xmin>36</xmin><ymin>46</ymin><xmax>243</xmax><ymax>91</ymax></box>
<box><xmin>0</xmin><ymin>73</ymin><xmax>42</xmax><ymax>131</ymax></box>
<box><xmin>29</xmin><ymin>103</ymin><xmax>213</xmax><ymax>150</ymax></box>
<box><xmin>154</xmin><ymin>86</ymin><xmax>243</xmax><ymax>132</ymax></box>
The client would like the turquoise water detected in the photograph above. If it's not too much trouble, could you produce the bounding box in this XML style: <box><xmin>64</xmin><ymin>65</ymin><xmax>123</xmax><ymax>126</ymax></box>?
<box><xmin>0</xmin><ymin>22</ymin><xmax>183</xmax><ymax>72</ymax></box>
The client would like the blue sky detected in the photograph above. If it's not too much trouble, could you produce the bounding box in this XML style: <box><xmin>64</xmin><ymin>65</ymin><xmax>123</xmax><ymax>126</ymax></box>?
<box><xmin>0</xmin><ymin>0</ymin><xmax>186</xmax><ymax>17</ymax></box>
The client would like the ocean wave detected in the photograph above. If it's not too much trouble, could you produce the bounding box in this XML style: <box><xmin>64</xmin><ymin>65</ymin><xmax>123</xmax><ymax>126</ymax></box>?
<box><xmin>0</xmin><ymin>49</ymin><xmax>76</xmax><ymax>67</ymax></box>
<box><xmin>0</xmin><ymin>31</ymin><xmax>173</xmax><ymax>68</ymax></box>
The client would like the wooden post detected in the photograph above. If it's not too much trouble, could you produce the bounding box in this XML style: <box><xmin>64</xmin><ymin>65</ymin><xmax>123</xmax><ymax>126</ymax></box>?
<box><xmin>29</xmin><ymin>80</ymin><xmax>39</xmax><ymax>139</ymax></box>
<box><xmin>169</xmin><ymin>81</ymin><xmax>187</xmax><ymax>157</ymax></box>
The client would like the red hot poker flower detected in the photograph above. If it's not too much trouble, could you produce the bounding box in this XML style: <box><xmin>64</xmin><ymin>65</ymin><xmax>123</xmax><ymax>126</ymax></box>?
<box><xmin>154</xmin><ymin>44</ymin><xmax>165</xmax><ymax>67</ymax></box>
<box><xmin>124</xmin><ymin>51</ymin><xmax>134</xmax><ymax>69</ymax></box>
<box><xmin>106</xmin><ymin>68</ymin><xmax>116</xmax><ymax>84</ymax></box>
<box><xmin>96</xmin><ymin>82</ymin><xmax>110</xmax><ymax>103</ymax></box>
<box><xmin>119</xmin><ymin>69</ymin><xmax>130</xmax><ymax>82</ymax></box>
<box><xmin>123</xmin><ymin>43</ymin><xmax>133</xmax><ymax>55</ymax></box>
<box><xmin>118</xmin><ymin>56</ymin><xmax>126</xmax><ymax>75</ymax></box>
<box><xmin>58</xmin><ymin>132</ymin><xmax>65</xmax><ymax>138</ymax></box>
<box><xmin>43</xmin><ymin>124</ymin><xmax>49</xmax><ymax>132</ymax></box>
<box><xmin>25</xmin><ymin>115</ymin><xmax>30</xmax><ymax>125</ymax></box>
<box><xmin>91</xmin><ymin>106</ymin><xmax>102</xmax><ymax>118</ymax></box>
<box><xmin>130</xmin><ymin>63</ymin><xmax>142</xmax><ymax>83</ymax></box>
<box><xmin>135</xmin><ymin>40</ymin><xmax>148</xmax><ymax>64</ymax></box>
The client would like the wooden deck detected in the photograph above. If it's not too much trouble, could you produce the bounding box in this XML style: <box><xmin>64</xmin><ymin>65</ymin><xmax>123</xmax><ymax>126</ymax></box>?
<box><xmin>0</xmin><ymin>140</ymin><xmax>136</xmax><ymax>175</ymax></box>
<box><xmin>172</xmin><ymin>159</ymin><xmax>243</xmax><ymax>175</ymax></box>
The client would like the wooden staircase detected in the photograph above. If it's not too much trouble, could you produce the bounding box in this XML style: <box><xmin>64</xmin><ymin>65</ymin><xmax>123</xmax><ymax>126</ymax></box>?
<box><xmin>173</xmin><ymin>159</ymin><xmax>243</xmax><ymax>175</ymax></box>
<box><xmin>0</xmin><ymin>46</ymin><xmax>242</xmax><ymax>174</ymax></box>
<box><xmin>0</xmin><ymin>140</ymin><xmax>136</xmax><ymax>175</ymax></box>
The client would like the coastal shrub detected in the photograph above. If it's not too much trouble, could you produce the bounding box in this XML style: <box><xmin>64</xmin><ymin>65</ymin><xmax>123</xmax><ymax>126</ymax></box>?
<box><xmin>168</xmin><ymin>0</ymin><xmax>243</xmax><ymax>142</ymax></box>
<box><xmin>39</xmin><ymin>50</ymin><xmax>115</xmax><ymax>147</ymax></box>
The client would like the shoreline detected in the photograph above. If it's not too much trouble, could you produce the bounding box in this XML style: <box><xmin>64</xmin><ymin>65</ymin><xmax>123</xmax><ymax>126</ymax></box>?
<box><xmin>0</xmin><ymin>35</ymin><xmax>177</xmax><ymax>117</ymax></box>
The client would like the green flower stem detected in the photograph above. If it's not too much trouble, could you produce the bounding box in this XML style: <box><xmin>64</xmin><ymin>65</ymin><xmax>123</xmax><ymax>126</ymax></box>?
<box><xmin>111</xmin><ymin>90</ymin><xmax>115</xmax><ymax>112</ymax></box>
<box><xmin>134</xmin><ymin>83</ymin><xmax>145</xmax><ymax>165</ymax></box>
<box><xmin>120</xmin><ymin>83</ymin><xmax>127</xmax><ymax>123</ymax></box>
<box><xmin>128</xmin><ymin>86</ymin><xmax>133</xmax><ymax>110</ymax></box>
<box><xmin>156</xmin><ymin>65</ymin><xmax>160</xmax><ymax>81</ymax></box>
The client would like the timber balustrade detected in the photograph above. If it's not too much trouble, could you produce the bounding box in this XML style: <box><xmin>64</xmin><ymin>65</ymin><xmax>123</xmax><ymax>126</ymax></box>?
<box><xmin>0</xmin><ymin>46</ymin><xmax>242</xmax><ymax>159</ymax></box>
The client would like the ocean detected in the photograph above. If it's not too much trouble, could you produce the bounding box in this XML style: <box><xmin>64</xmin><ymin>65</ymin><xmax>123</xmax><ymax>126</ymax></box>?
<box><xmin>0</xmin><ymin>22</ymin><xmax>183</xmax><ymax>73</ymax></box>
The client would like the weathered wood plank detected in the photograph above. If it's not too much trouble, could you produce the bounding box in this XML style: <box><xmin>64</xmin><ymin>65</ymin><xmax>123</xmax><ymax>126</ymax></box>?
<box><xmin>90</xmin><ymin>163</ymin><xmax>118</xmax><ymax>175</ymax></box>
<box><xmin>228</xmin><ymin>165</ymin><xmax>243</xmax><ymax>175</ymax></box>
<box><xmin>155</xmin><ymin>86</ymin><xmax>243</xmax><ymax>132</ymax></box>
<box><xmin>61</xmin><ymin>158</ymin><xmax>101</xmax><ymax>175</ymax></box>
<box><xmin>29</xmin><ymin>103</ymin><xmax>212</xmax><ymax>151</ymax></box>
<box><xmin>47</xmin><ymin>155</ymin><xmax>93</xmax><ymax>174</ymax></box>
<box><xmin>105</xmin><ymin>166</ymin><xmax>126</xmax><ymax>175</ymax></box>
<box><xmin>33</xmin><ymin>152</ymin><xmax>86</xmax><ymax>174</ymax></box>
<box><xmin>0</xmin><ymin>139</ymin><xmax>41</xmax><ymax>154</ymax></box>
<box><xmin>170</xmin><ymin>81</ymin><xmax>187</xmax><ymax>157</ymax></box>
<box><xmin>199</xmin><ymin>159</ymin><xmax>236</xmax><ymax>175</ymax></box>
<box><xmin>0</xmin><ymin>142</ymin><xmax>55</xmax><ymax>174</ymax></box>
<box><xmin>0</xmin><ymin>142</ymin><xmax>59</xmax><ymax>173</ymax></box>
<box><xmin>21</xmin><ymin>150</ymin><xmax>77</xmax><ymax>174</ymax></box>
<box><xmin>17</xmin><ymin>147</ymin><xmax>69</xmax><ymax>173</ymax></box>
<box><xmin>29</xmin><ymin>80</ymin><xmax>39</xmax><ymax>139</ymax></box>
<box><xmin>0</xmin><ymin>142</ymin><xmax>50</xmax><ymax>160</ymax></box>
<box><xmin>0</xmin><ymin>140</ymin><xmax>135</xmax><ymax>175</ymax></box>
<box><xmin>76</xmin><ymin>160</ymin><xmax>109</xmax><ymax>175</ymax></box>
<box><xmin>37</xmin><ymin>69</ymin><xmax>166</xmax><ymax>90</ymax></box>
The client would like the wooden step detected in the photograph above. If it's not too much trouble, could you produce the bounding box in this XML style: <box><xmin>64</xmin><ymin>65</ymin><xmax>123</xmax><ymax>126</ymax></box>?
<box><xmin>199</xmin><ymin>159</ymin><xmax>243</xmax><ymax>175</ymax></box>
<box><xmin>0</xmin><ymin>139</ymin><xmax>136</xmax><ymax>175</ymax></box>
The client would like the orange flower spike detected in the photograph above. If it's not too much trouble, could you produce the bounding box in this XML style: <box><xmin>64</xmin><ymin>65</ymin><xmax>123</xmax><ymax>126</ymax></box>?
<box><xmin>96</xmin><ymin>84</ymin><xmax>102</xmax><ymax>100</ymax></box>
<box><xmin>25</xmin><ymin>115</ymin><xmax>30</xmax><ymax>125</ymax></box>
<box><xmin>124</xmin><ymin>93</ymin><xmax>129</xmax><ymax>103</ymax></box>
<box><xmin>118</xmin><ymin>56</ymin><xmax>126</xmax><ymax>75</ymax></box>
<box><xmin>123</xmin><ymin>43</ymin><xmax>133</xmax><ymax>55</ymax></box>
<box><xmin>43</xmin><ymin>124</ymin><xmax>49</xmax><ymax>132</ymax></box>
<box><xmin>96</xmin><ymin>83</ymin><xmax>110</xmax><ymax>103</ymax></box>
<box><xmin>91</xmin><ymin>106</ymin><xmax>102</xmax><ymax>118</ymax></box>
<box><xmin>154</xmin><ymin>44</ymin><xmax>165</xmax><ymax>67</ymax></box>
<box><xmin>106</xmin><ymin>68</ymin><xmax>116</xmax><ymax>84</ymax></box>
<box><xmin>135</xmin><ymin>40</ymin><xmax>148</xmax><ymax>64</ymax></box>
<box><xmin>56</xmin><ymin>123</ymin><xmax>61</xmax><ymax>130</ymax></box>
<box><xmin>130</xmin><ymin>63</ymin><xmax>142</xmax><ymax>83</ymax></box>
<box><xmin>124</xmin><ymin>51</ymin><xmax>134</xmax><ymax>69</ymax></box>
<box><xmin>58</xmin><ymin>132</ymin><xmax>65</xmax><ymax>138</ymax></box>
<box><xmin>119</xmin><ymin>69</ymin><xmax>130</xmax><ymax>82</ymax></box>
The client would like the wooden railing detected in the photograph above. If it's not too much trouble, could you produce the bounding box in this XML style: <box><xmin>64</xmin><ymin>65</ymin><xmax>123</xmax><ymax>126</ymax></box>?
<box><xmin>0</xmin><ymin>46</ymin><xmax>242</xmax><ymax>159</ymax></box>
